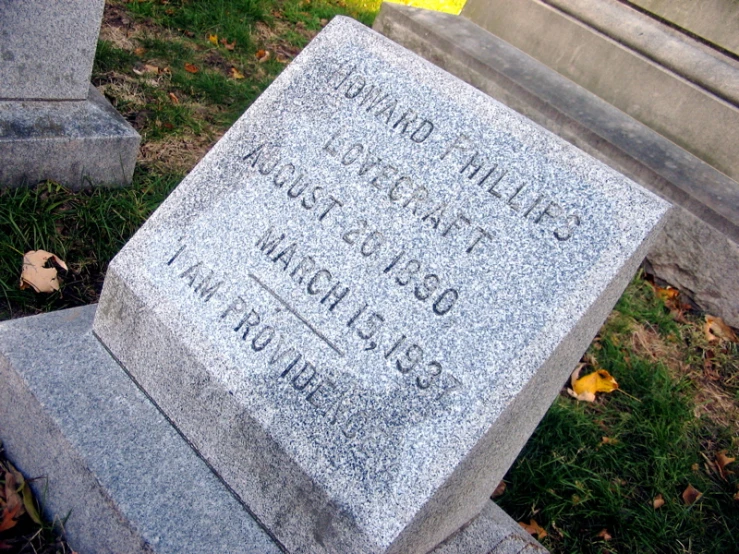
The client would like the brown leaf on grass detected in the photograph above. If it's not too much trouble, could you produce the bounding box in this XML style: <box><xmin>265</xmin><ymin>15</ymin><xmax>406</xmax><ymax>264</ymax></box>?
<box><xmin>168</xmin><ymin>92</ymin><xmax>180</xmax><ymax>104</ymax></box>
<box><xmin>208</xmin><ymin>34</ymin><xmax>218</xmax><ymax>45</ymax></box>
<box><xmin>184</xmin><ymin>62</ymin><xmax>199</xmax><ymax>74</ymax></box>
<box><xmin>601</xmin><ymin>436</ymin><xmax>619</xmax><ymax>446</ymax></box>
<box><xmin>19</xmin><ymin>250</ymin><xmax>67</xmax><ymax>293</ymax></box>
<box><xmin>596</xmin><ymin>528</ymin><xmax>613</xmax><ymax>541</ymax></box>
<box><xmin>220</xmin><ymin>38</ymin><xmax>236</xmax><ymax>50</ymax></box>
<box><xmin>133</xmin><ymin>46</ymin><xmax>146</xmax><ymax>56</ymax></box>
<box><xmin>519</xmin><ymin>519</ymin><xmax>547</xmax><ymax>539</ymax></box>
<box><xmin>567</xmin><ymin>365</ymin><xmax>618</xmax><ymax>402</ymax></box>
<box><xmin>704</xmin><ymin>315</ymin><xmax>738</xmax><ymax>343</ymax></box>
<box><xmin>682</xmin><ymin>484</ymin><xmax>702</xmax><ymax>505</ymax></box>
<box><xmin>716</xmin><ymin>451</ymin><xmax>736</xmax><ymax>480</ymax></box>
<box><xmin>0</xmin><ymin>469</ymin><xmax>24</xmax><ymax>532</ymax></box>
<box><xmin>256</xmin><ymin>49</ymin><xmax>270</xmax><ymax>63</ymax></box>
<box><xmin>132</xmin><ymin>63</ymin><xmax>160</xmax><ymax>76</ymax></box>
<box><xmin>229</xmin><ymin>67</ymin><xmax>245</xmax><ymax>80</ymax></box>
<box><xmin>492</xmin><ymin>480</ymin><xmax>506</xmax><ymax>498</ymax></box>
<box><xmin>5</xmin><ymin>462</ymin><xmax>41</xmax><ymax>526</ymax></box>
<box><xmin>653</xmin><ymin>494</ymin><xmax>665</xmax><ymax>509</ymax></box>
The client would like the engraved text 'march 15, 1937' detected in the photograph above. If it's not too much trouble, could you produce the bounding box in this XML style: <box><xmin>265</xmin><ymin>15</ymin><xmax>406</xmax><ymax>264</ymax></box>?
<box><xmin>93</xmin><ymin>16</ymin><xmax>670</xmax><ymax>554</ymax></box>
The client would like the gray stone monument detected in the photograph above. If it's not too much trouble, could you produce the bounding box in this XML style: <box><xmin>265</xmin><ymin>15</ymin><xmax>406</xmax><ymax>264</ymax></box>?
<box><xmin>89</xmin><ymin>16</ymin><xmax>669</xmax><ymax>554</ymax></box>
<box><xmin>0</xmin><ymin>0</ymin><xmax>140</xmax><ymax>188</ymax></box>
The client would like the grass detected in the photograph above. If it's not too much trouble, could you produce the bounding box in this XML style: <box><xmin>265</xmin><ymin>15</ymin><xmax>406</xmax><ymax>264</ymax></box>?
<box><xmin>1</xmin><ymin>0</ymin><xmax>738</xmax><ymax>552</ymax></box>
<box><xmin>497</xmin><ymin>278</ymin><xmax>739</xmax><ymax>552</ymax></box>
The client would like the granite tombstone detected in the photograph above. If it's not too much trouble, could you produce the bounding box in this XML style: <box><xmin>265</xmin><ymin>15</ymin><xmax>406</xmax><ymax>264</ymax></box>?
<box><xmin>93</xmin><ymin>16</ymin><xmax>669</xmax><ymax>554</ymax></box>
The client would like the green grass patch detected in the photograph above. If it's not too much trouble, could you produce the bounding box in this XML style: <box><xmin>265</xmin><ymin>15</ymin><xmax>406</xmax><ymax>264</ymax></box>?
<box><xmin>496</xmin><ymin>281</ymin><xmax>739</xmax><ymax>553</ymax></box>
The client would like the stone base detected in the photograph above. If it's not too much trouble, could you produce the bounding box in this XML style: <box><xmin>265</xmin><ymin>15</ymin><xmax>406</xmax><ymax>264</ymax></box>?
<box><xmin>0</xmin><ymin>85</ymin><xmax>140</xmax><ymax>189</ymax></box>
<box><xmin>0</xmin><ymin>306</ymin><xmax>546</xmax><ymax>554</ymax></box>
<box><xmin>373</xmin><ymin>4</ymin><xmax>739</xmax><ymax>327</ymax></box>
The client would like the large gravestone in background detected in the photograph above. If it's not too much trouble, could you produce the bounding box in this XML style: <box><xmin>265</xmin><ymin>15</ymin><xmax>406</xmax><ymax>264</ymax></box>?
<box><xmin>94</xmin><ymin>17</ymin><xmax>669</xmax><ymax>554</ymax></box>
<box><xmin>0</xmin><ymin>0</ymin><xmax>140</xmax><ymax>188</ymax></box>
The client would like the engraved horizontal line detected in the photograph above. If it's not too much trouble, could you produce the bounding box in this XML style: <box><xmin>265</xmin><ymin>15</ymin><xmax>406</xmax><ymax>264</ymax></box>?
<box><xmin>248</xmin><ymin>272</ymin><xmax>345</xmax><ymax>357</ymax></box>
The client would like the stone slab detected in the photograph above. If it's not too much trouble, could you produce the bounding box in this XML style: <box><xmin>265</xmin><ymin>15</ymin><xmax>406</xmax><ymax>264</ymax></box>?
<box><xmin>0</xmin><ymin>305</ymin><xmax>547</xmax><ymax>554</ymax></box>
<box><xmin>93</xmin><ymin>16</ymin><xmax>669</xmax><ymax>554</ymax></box>
<box><xmin>0</xmin><ymin>306</ymin><xmax>282</xmax><ymax>554</ymax></box>
<box><xmin>459</xmin><ymin>0</ymin><xmax>739</xmax><ymax>183</ymax></box>
<box><xmin>0</xmin><ymin>0</ymin><xmax>105</xmax><ymax>100</ymax></box>
<box><xmin>626</xmin><ymin>0</ymin><xmax>739</xmax><ymax>57</ymax></box>
<box><xmin>373</xmin><ymin>3</ymin><xmax>739</xmax><ymax>327</ymax></box>
<box><xmin>0</xmin><ymin>85</ymin><xmax>140</xmax><ymax>188</ymax></box>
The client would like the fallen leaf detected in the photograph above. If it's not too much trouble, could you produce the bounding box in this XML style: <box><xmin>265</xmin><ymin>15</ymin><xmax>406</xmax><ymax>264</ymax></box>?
<box><xmin>601</xmin><ymin>436</ymin><xmax>619</xmax><ymax>446</ymax></box>
<box><xmin>596</xmin><ymin>528</ymin><xmax>612</xmax><ymax>541</ymax></box>
<box><xmin>492</xmin><ymin>480</ymin><xmax>506</xmax><ymax>498</ymax></box>
<box><xmin>691</xmin><ymin>463</ymin><xmax>700</xmax><ymax>472</ymax></box>
<box><xmin>0</xmin><ymin>470</ymin><xmax>24</xmax><ymax>532</ymax></box>
<box><xmin>682</xmin><ymin>484</ymin><xmax>702</xmax><ymax>505</ymax></box>
<box><xmin>208</xmin><ymin>34</ymin><xmax>219</xmax><ymax>45</ymax></box>
<box><xmin>220</xmin><ymin>38</ymin><xmax>236</xmax><ymax>50</ymax></box>
<box><xmin>256</xmin><ymin>49</ymin><xmax>270</xmax><ymax>63</ymax></box>
<box><xmin>229</xmin><ymin>67</ymin><xmax>245</xmax><ymax>80</ymax></box>
<box><xmin>716</xmin><ymin>450</ymin><xmax>735</xmax><ymax>480</ymax></box>
<box><xmin>19</xmin><ymin>250</ymin><xmax>67</xmax><ymax>293</ymax></box>
<box><xmin>133</xmin><ymin>47</ymin><xmax>146</xmax><ymax>56</ymax></box>
<box><xmin>567</xmin><ymin>365</ymin><xmax>618</xmax><ymax>402</ymax></box>
<box><xmin>653</xmin><ymin>494</ymin><xmax>665</xmax><ymax>509</ymax></box>
<box><xmin>184</xmin><ymin>62</ymin><xmax>199</xmax><ymax>74</ymax></box>
<box><xmin>133</xmin><ymin>63</ymin><xmax>160</xmax><ymax>76</ymax></box>
<box><xmin>5</xmin><ymin>462</ymin><xmax>42</xmax><ymax>526</ymax></box>
<box><xmin>704</xmin><ymin>315</ymin><xmax>738</xmax><ymax>343</ymax></box>
<box><xmin>519</xmin><ymin>519</ymin><xmax>547</xmax><ymax>540</ymax></box>
<box><xmin>168</xmin><ymin>92</ymin><xmax>180</xmax><ymax>104</ymax></box>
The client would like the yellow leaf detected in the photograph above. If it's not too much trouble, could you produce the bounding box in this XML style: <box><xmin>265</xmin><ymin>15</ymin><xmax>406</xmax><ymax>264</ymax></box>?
<box><xmin>567</xmin><ymin>365</ymin><xmax>618</xmax><ymax>402</ymax></box>
<box><xmin>229</xmin><ymin>66</ymin><xmax>245</xmax><ymax>80</ymax></box>
<box><xmin>208</xmin><ymin>34</ymin><xmax>218</xmax><ymax>45</ymax></box>
<box><xmin>19</xmin><ymin>250</ymin><xmax>67</xmax><ymax>293</ymax></box>
<box><xmin>519</xmin><ymin>519</ymin><xmax>547</xmax><ymax>540</ymax></box>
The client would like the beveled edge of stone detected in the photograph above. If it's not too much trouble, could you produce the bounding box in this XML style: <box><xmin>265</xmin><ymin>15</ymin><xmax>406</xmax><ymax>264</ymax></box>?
<box><xmin>0</xmin><ymin>305</ymin><xmax>281</xmax><ymax>554</ymax></box>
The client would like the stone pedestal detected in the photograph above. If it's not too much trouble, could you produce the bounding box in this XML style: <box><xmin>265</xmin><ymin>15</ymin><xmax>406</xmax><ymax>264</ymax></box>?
<box><xmin>0</xmin><ymin>0</ymin><xmax>139</xmax><ymax>188</ymax></box>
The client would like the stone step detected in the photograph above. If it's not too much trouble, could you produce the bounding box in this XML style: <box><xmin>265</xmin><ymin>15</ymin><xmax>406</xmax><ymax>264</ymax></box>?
<box><xmin>0</xmin><ymin>306</ymin><xmax>547</xmax><ymax>554</ymax></box>
<box><xmin>459</xmin><ymin>0</ymin><xmax>739</xmax><ymax>183</ymax></box>
<box><xmin>373</xmin><ymin>3</ymin><xmax>739</xmax><ymax>326</ymax></box>
<box><xmin>624</xmin><ymin>0</ymin><xmax>739</xmax><ymax>57</ymax></box>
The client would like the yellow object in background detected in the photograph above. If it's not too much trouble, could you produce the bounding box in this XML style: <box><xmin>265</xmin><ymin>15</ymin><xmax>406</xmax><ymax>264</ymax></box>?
<box><xmin>386</xmin><ymin>0</ymin><xmax>466</xmax><ymax>15</ymax></box>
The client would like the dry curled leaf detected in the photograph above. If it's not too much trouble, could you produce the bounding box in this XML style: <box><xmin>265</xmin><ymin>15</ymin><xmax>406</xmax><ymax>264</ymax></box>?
<box><xmin>220</xmin><ymin>38</ymin><xmax>236</xmax><ymax>50</ymax></box>
<box><xmin>519</xmin><ymin>519</ymin><xmax>547</xmax><ymax>540</ymax></box>
<box><xmin>567</xmin><ymin>365</ymin><xmax>618</xmax><ymax>402</ymax></box>
<box><xmin>716</xmin><ymin>450</ymin><xmax>736</xmax><ymax>480</ymax></box>
<box><xmin>596</xmin><ymin>528</ymin><xmax>612</xmax><ymax>541</ymax></box>
<box><xmin>492</xmin><ymin>480</ymin><xmax>506</xmax><ymax>498</ymax></box>
<box><xmin>184</xmin><ymin>62</ymin><xmax>199</xmax><ymax>74</ymax></box>
<box><xmin>601</xmin><ymin>436</ymin><xmax>619</xmax><ymax>446</ymax></box>
<box><xmin>704</xmin><ymin>315</ymin><xmax>738</xmax><ymax>343</ymax></box>
<box><xmin>133</xmin><ymin>46</ymin><xmax>146</xmax><ymax>56</ymax></box>
<box><xmin>20</xmin><ymin>250</ymin><xmax>67</xmax><ymax>293</ymax></box>
<box><xmin>133</xmin><ymin>63</ymin><xmax>160</xmax><ymax>76</ymax></box>
<box><xmin>256</xmin><ymin>49</ymin><xmax>270</xmax><ymax>63</ymax></box>
<box><xmin>0</xmin><ymin>469</ymin><xmax>24</xmax><ymax>532</ymax></box>
<box><xmin>682</xmin><ymin>484</ymin><xmax>703</xmax><ymax>505</ymax></box>
<box><xmin>229</xmin><ymin>66</ymin><xmax>245</xmax><ymax>80</ymax></box>
<box><xmin>168</xmin><ymin>92</ymin><xmax>180</xmax><ymax>104</ymax></box>
<box><xmin>208</xmin><ymin>34</ymin><xmax>218</xmax><ymax>45</ymax></box>
<box><xmin>653</xmin><ymin>494</ymin><xmax>665</xmax><ymax>509</ymax></box>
